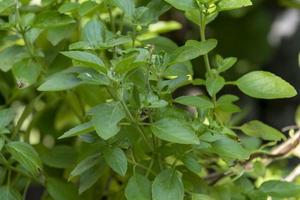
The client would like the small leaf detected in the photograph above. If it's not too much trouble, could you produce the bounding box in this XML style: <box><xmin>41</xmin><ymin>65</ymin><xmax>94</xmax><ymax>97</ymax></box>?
<box><xmin>78</xmin><ymin>1</ymin><xmax>99</xmax><ymax>16</ymax></box>
<box><xmin>0</xmin><ymin>138</ymin><xmax>4</xmax><ymax>151</ymax></box>
<box><xmin>218</xmin><ymin>0</ymin><xmax>252</xmax><ymax>11</ymax></box>
<box><xmin>236</xmin><ymin>71</ymin><xmax>297</xmax><ymax>99</ymax></box>
<box><xmin>58</xmin><ymin>2</ymin><xmax>79</xmax><ymax>14</ymax></box>
<box><xmin>59</xmin><ymin>122</ymin><xmax>94</xmax><ymax>139</ymax></box>
<box><xmin>114</xmin><ymin>55</ymin><xmax>143</xmax><ymax>74</ymax></box>
<box><xmin>216</xmin><ymin>55</ymin><xmax>237</xmax><ymax>73</ymax></box>
<box><xmin>90</xmin><ymin>102</ymin><xmax>126</xmax><ymax>140</ymax></box>
<box><xmin>259</xmin><ymin>180</ymin><xmax>300</xmax><ymax>198</ymax></box>
<box><xmin>240</xmin><ymin>120</ymin><xmax>286</xmax><ymax>141</ymax></box>
<box><xmin>125</xmin><ymin>173</ymin><xmax>152</xmax><ymax>200</ymax></box>
<box><xmin>174</xmin><ymin>96</ymin><xmax>214</xmax><ymax>109</ymax></box>
<box><xmin>163</xmin><ymin>0</ymin><xmax>196</xmax><ymax>11</ymax></box>
<box><xmin>111</xmin><ymin>0</ymin><xmax>135</xmax><ymax>18</ymax></box>
<box><xmin>169</xmin><ymin>39</ymin><xmax>217</xmax><ymax>65</ymax></box>
<box><xmin>206</xmin><ymin>75</ymin><xmax>225</xmax><ymax>96</ymax></box>
<box><xmin>38</xmin><ymin>72</ymin><xmax>82</xmax><ymax>91</ymax></box>
<box><xmin>78</xmin><ymin>71</ymin><xmax>110</xmax><ymax>86</ymax></box>
<box><xmin>6</xmin><ymin>141</ymin><xmax>42</xmax><ymax>175</ymax></box>
<box><xmin>212</xmin><ymin>136</ymin><xmax>249</xmax><ymax>160</ymax></box>
<box><xmin>61</xmin><ymin>51</ymin><xmax>105</xmax><ymax>72</ymax></box>
<box><xmin>70</xmin><ymin>153</ymin><xmax>101</xmax><ymax>178</ymax></box>
<box><xmin>47</xmin><ymin>177</ymin><xmax>80</xmax><ymax>200</ymax></box>
<box><xmin>103</xmin><ymin>147</ymin><xmax>127</xmax><ymax>176</ymax></box>
<box><xmin>152</xmin><ymin>169</ymin><xmax>184</xmax><ymax>200</ymax></box>
<box><xmin>12</xmin><ymin>59</ymin><xmax>41</xmax><ymax>88</ymax></box>
<box><xmin>0</xmin><ymin>186</ymin><xmax>22</xmax><ymax>200</ymax></box>
<box><xmin>151</xmin><ymin>118</ymin><xmax>199</xmax><ymax>144</ymax></box>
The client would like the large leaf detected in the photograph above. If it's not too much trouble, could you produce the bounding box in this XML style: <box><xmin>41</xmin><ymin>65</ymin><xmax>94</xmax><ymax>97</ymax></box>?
<box><xmin>61</xmin><ymin>51</ymin><xmax>105</xmax><ymax>71</ymax></box>
<box><xmin>218</xmin><ymin>0</ymin><xmax>252</xmax><ymax>11</ymax></box>
<box><xmin>259</xmin><ymin>180</ymin><xmax>300</xmax><ymax>198</ymax></box>
<box><xmin>0</xmin><ymin>186</ymin><xmax>22</xmax><ymax>200</ymax></box>
<box><xmin>174</xmin><ymin>96</ymin><xmax>214</xmax><ymax>109</ymax></box>
<box><xmin>111</xmin><ymin>0</ymin><xmax>135</xmax><ymax>18</ymax></box>
<box><xmin>236</xmin><ymin>71</ymin><xmax>297</xmax><ymax>99</ymax></box>
<box><xmin>103</xmin><ymin>147</ymin><xmax>127</xmax><ymax>176</ymax></box>
<box><xmin>152</xmin><ymin>169</ymin><xmax>184</xmax><ymax>200</ymax></box>
<box><xmin>79</xmin><ymin>165</ymin><xmax>103</xmax><ymax>194</ymax></box>
<box><xmin>90</xmin><ymin>102</ymin><xmax>126</xmax><ymax>140</ymax></box>
<box><xmin>6</xmin><ymin>141</ymin><xmax>42</xmax><ymax>175</ymax></box>
<box><xmin>169</xmin><ymin>39</ymin><xmax>217</xmax><ymax>65</ymax></box>
<box><xmin>240</xmin><ymin>120</ymin><xmax>286</xmax><ymax>141</ymax></box>
<box><xmin>211</xmin><ymin>136</ymin><xmax>249</xmax><ymax>160</ymax></box>
<box><xmin>151</xmin><ymin>118</ymin><xmax>199</xmax><ymax>144</ymax></box>
<box><xmin>47</xmin><ymin>177</ymin><xmax>80</xmax><ymax>200</ymax></box>
<box><xmin>38</xmin><ymin>72</ymin><xmax>82</xmax><ymax>91</ymax></box>
<box><xmin>125</xmin><ymin>173</ymin><xmax>152</xmax><ymax>200</ymax></box>
<box><xmin>163</xmin><ymin>0</ymin><xmax>196</xmax><ymax>11</ymax></box>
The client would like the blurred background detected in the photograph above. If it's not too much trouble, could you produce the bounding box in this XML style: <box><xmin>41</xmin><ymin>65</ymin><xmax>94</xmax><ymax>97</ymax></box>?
<box><xmin>162</xmin><ymin>0</ymin><xmax>300</xmax><ymax>130</ymax></box>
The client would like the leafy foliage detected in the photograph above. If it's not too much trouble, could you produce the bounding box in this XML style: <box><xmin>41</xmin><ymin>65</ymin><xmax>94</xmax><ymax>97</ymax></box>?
<box><xmin>0</xmin><ymin>0</ymin><xmax>299</xmax><ymax>199</ymax></box>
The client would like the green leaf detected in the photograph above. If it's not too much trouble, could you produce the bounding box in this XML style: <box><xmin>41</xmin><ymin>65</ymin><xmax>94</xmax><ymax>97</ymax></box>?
<box><xmin>218</xmin><ymin>0</ymin><xmax>252</xmax><ymax>11</ymax></box>
<box><xmin>216</xmin><ymin>55</ymin><xmax>237</xmax><ymax>73</ymax></box>
<box><xmin>152</xmin><ymin>169</ymin><xmax>184</xmax><ymax>200</ymax></box>
<box><xmin>236</xmin><ymin>71</ymin><xmax>297</xmax><ymax>99</ymax></box>
<box><xmin>59</xmin><ymin>122</ymin><xmax>94</xmax><ymax>139</ymax></box>
<box><xmin>78</xmin><ymin>71</ymin><xmax>110</xmax><ymax>86</ymax></box>
<box><xmin>174</xmin><ymin>96</ymin><xmax>214</xmax><ymax>109</ymax></box>
<box><xmin>151</xmin><ymin>118</ymin><xmax>199</xmax><ymax>144</ymax></box>
<box><xmin>169</xmin><ymin>39</ymin><xmax>217</xmax><ymax>65</ymax></box>
<box><xmin>103</xmin><ymin>147</ymin><xmax>127</xmax><ymax>176</ymax></box>
<box><xmin>47</xmin><ymin>25</ymin><xmax>75</xmax><ymax>46</ymax></box>
<box><xmin>114</xmin><ymin>55</ymin><xmax>143</xmax><ymax>74</ymax></box>
<box><xmin>47</xmin><ymin>177</ymin><xmax>80</xmax><ymax>200</ymax></box>
<box><xmin>78</xmin><ymin>1</ymin><xmax>99</xmax><ymax>16</ymax></box>
<box><xmin>82</xmin><ymin>19</ymin><xmax>106</xmax><ymax>48</ymax></box>
<box><xmin>211</xmin><ymin>136</ymin><xmax>249</xmax><ymax>160</ymax></box>
<box><xmin>241</xmin><ymin>120</ymin><xmax>286</xmax><ymax>141</ymax></box>
<box><xmin>206</xmin><ymin>75</ymin><xmax>225</xmax><ymax>96</ymax></box>
<box><xmin>70</xmin><ymin>153</ymin><xmax>101</xmax><ymax>178</ymax></box>
<box><xmin>183</xmin><ymin>154</ymin><xmax>201</xmax><ymax>175</ymax></box>
<box><xmin>192</xmin><ymin>194</ymin><xmax>214</xmax><ymax>200</ymax></box>
<box><xmin>0</xmin><ymin>138</ymin><xmax>4</xmax><ymax>151</ymax></box>
<box><xmin>0</xmin><ymin>46</ymin><xmax>27</xmax><ymax>72</ymax></box>
<box><xmin>0</xmin><ymin>186</ymin><xmax>22</xmax><ymax>200</ymax></box>
<box><xmin>90</xmin><ymin>102</ymin><xmax>126</xmax><ymax>140</ymax></box>
<box><xmin>12</xmin><ymin>59</ymin><xmax>41</xmax><ymax>89</ymax></box>
<box><xmin>111</xmin><ymin>0</ymin><xmax>135</xmax><ymax>17</ymax></box>
<box><xmin>58</xmin><ymin>2</ymin><xmax>79</xmax><ymax>14</ymax></box>
<box><xmin>61</xmin><ymin>51</ymin><xmax>105</xmax><ymax>72</ymax></box>
<box><xmin>125</xmin><ymin>173</ymin><xmax>152</xmax><ymax>200</ymax></box>
<box><xmin>40</xmin><ymin>145</ymin><xmax>77</xmax><ymax>169</ymax></box>
<box><xmin>0</xmin><ymin>108</ymin><xmax>15</xmax><ymax>129</ymax></box>
<box><xmin>0</xmin><ymin>0</ymin><xmax>15</xmax><ymax>14</ymax></box>
<box><xmin>38</xmin><ymin>72</ymin><xmax>82</xmax><ymax>91</ymax></box>
<box><xmin>79</xmin><ymin>165</ymin><xmax>103</xmax><ymax>194</ymax></box>
<box><xmin>259</xmin><ymin>180</ymin><xmax>300</xmax><ymax>198</ymax></box>
<box><xmin>6</xmin><ymin>141</ymin><xmax>42</xmax><ymax>175</ymax></box>
<box><xmin>34</xmin><ymin>11</ymin><xmax>75</xmax><ymax>28</ymax></box>
<box><xmin>163</xmin><ymin>0</ymin><xmax>196</xmax><ymax>11</ymax></box>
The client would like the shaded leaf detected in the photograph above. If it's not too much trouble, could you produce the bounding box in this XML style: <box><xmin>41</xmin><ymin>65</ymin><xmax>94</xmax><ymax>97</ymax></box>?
<box><xmin>125</xmin><ymin>173</ymin><xmax>152</xmax><ymax>200</ymax></box>
<box><xmin>103</xmin><ymin>147</ymin><xmax>127</xmax><ymax>176</ymax></box>
<box><xmin>174</xmin><ymin>96</ymin><xmax>214</xmax><ymax>109</ymax></box>
<box><xmin>152</xmin><ymin>169</ymin><xmax>184</xmax><ymax>200</ymax></box>
<box><xmin>151</xmin><ymin>118</ymin><xmax>199</xmax><ymax>144</ymax></box>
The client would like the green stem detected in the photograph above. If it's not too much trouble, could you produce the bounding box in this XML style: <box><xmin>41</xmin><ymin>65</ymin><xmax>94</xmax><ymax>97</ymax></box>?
<box><xmin>200</xmin><ymin>12</ymin><xmax>211</xmax><ymax>72</ymax></box>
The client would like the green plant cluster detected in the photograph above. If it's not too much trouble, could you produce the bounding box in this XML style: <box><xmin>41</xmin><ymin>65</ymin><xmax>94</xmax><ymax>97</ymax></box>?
<box><xmin>0</xmin><ymin>0</ymin><xmax>299</xmax><ymax>199</ymax></box>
